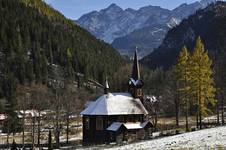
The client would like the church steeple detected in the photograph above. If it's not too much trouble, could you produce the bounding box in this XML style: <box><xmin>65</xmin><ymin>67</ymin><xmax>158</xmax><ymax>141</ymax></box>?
<box><xmin>104</xmin><ymin>76</ymin><xmax>109</xmax><ymax>94</ymax></box>
<box><xmin>132</xmin><ymin>47</ymin><xmax>140</xmax><ymax>81</ymax></box>
<box><xmin>128</xmin><ymin>47</ymin><xmax>144</xmax><ymax>100</ymax></box>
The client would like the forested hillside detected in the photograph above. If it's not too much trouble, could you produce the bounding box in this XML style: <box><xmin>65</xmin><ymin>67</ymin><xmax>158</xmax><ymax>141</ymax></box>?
<box><xmin>20</xmin><ymin>0</ymin><xmax>72</xmax><ymax>25</ymax></box>
<box><xmin>0</xmin><ymin>0</ymin><xmax>124</xmax><ymax>85</ymax></box>
<box><xmin>0</xmin><ymin>0</ymin><xmax>125</xmax><ymax>116</ymax></box>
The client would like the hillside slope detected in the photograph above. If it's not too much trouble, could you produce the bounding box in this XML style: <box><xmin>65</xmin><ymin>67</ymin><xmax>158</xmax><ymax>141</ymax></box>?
<box><xmin>105</xmin><ymin>126</ymin><xmax>226</xmax><ymax>150</ymax></box>
<box><xmin>141</xmin><ymin>2</ymin><xmax>226</xmax><ymax>69</ymax></box>
<box><xmin>0</xmin><ymin>0</ymin><xmax>124</xmax><ymax>86</ymax></box>
<box><xmin>112</xmin><ymin>24</ymin><xmax>169</xmax><ymax>58</ymax></box>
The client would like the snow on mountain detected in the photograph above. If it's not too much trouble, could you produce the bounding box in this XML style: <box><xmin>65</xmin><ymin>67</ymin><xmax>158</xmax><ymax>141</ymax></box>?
<box><xmin>167</xmin><ymin>18</ymin><xmax>181</xmax><ymax>28</ymax></box>
<box><xmin>77</xmin><ymin>0</ymin><xmax>220</xmax><ymax>58</ymax></box>
<box><xmin>141</xmin><ymin>1</ymin><xmax>226</xmax><ymax>70</ymax></box>
<box><xmin>77</xmin><ymin>4</ymin><xmax>171</xmax><ymax>43</ymax></box>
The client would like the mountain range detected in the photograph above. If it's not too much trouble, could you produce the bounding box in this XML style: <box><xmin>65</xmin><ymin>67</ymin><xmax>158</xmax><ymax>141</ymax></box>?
<box><xmin>77</xmin><ymin>0</ymin><xmax>222</xmax><ymax>58</ymax></box>
<box><xmin>141</xmin><ymin>1</ymin><xmax>226</xmax><ymax>69</ymax></box>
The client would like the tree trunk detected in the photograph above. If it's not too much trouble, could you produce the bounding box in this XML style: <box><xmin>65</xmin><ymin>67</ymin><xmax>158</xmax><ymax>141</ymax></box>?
<box><xmin>7</xmin><ymin>121</ymin><xmax>9</xmax><ymax>149</ymax></box>
<box><xmin>48</xmin><ymin>130</ymin><xmax>52</xmax><ymax>150</ymax></box>
<box><xmin>221</xmin><ymin>93</ymin><xmax>224</xmax><ymax>125</ymax></box>
<box><xmin>56</xmin><ymin>128</ymin><xmax>60</xmax><ymax>148</ymax></box>
<box><xmin>66</xmin><ymin>114</ymin><xmax>69</xmax><ymax>144</ymax></box>
<box><xmin>38</xmin><ymin>111</ymin><xmax>41</xmax><ymax>149</ymax></box>
<box><xmin>217</xmin><ymin>96</ymin><xmax>220</xmax><ymax>125</ymax></box>
<box><xmin>55</xmin><ymin>90</ymin><xmax>60</xmax><ymax>148</ymax></box>
<box><xmin>185</xmin><ymin>99</ymin><xmax>189</xmax><ymax>132</ymax></box>
<box><xmin>196</xmin><ymin>106</ymin><xmax>199</xmax><ymax>129</ymax></box>
<box><xmin>199</xmin><ymin>99</ymin><xmax>202</xmax><ymax>129</ymax></box>
<box><xmin>154</xmin><ymin>108</ymin><xmax>158</xmax><ymax>131</ymax></box>
<box><xmin>22</xmin><ymin>110</ymin><xmax>25</xmax><ymax>147</ymax></box>
<box><xmin>32</xmin><ymin>115</ymin><xmax>36</xmax><ymax>150</ymax></box>
<box><xmin>198</xmin><ymin>63</ymin><xmax>202</xmax><ymax>130</ymax></box>
<box><xmin>189</xmin><ymin>101</ymin><xmax>193</xmax><ymax>116</ymax></box>
<box><xmin>175</xmin><ymin>90</ymin><xmax>179</xmax><ymax>127</ymax></box>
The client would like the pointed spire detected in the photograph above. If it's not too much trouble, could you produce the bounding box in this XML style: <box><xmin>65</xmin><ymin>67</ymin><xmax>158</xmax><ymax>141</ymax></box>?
<box><xmin>104</xmin><ymin>76</ymin><xmax>109</xmax><ymax>94</ymax></box>
<box><xmin>131</xmin><ymin>47</ymin><xmax>140</xmax><ymax>81</ymax></box>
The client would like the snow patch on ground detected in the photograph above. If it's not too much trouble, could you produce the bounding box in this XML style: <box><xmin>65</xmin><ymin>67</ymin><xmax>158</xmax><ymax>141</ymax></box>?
<box><xmin>106</xmin><ymin>126</ymin><xmax>226</xmax><ymax>150</ymax></box>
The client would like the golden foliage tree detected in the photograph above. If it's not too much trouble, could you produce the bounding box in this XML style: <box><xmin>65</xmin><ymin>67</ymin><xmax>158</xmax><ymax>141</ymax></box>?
<box><xmin>175</xmin><ymin>37</ymin><xmax>216</xmax><ymax>130</ymax></box>
<box><xmin>175</xmin><ymin>46</ymin><xmax>191</xmax><ymax>131</ymax></box>
<box><xmin>190</xmin><ymin>37</ymin><xmax>216</xmax><ymax>129</ymax></box>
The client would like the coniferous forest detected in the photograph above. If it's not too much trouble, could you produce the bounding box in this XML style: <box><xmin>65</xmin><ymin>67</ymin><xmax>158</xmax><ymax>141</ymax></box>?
<box><xmin>0</xmin><ymin>0</ymin><xmax>124</xmax><ymax>112</ymax></box>
<box><xmin>0</xmin><ymin>0</ymin><xmax>125</xmax><ymax>84</ymax></box>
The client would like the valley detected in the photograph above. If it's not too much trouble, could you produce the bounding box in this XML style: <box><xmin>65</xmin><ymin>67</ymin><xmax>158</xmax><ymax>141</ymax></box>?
<box><xmin>1</xmin><ymin>0</ymin><xmax>226</xmax><ymax>149</ymax></box>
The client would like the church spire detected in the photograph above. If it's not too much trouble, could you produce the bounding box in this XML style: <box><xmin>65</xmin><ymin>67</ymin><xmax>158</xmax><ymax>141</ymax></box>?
<box><xmin>104</xmin><ymin>76</ymin><xmax>109</xmax><ymax>94</ymax></box>
<box><xmin>131</xmin><ymin>47</ymin><xmax>140</xmax><ymax>81</ymax></box>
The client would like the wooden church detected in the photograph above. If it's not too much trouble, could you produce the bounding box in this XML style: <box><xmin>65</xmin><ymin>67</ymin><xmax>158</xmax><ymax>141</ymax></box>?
<box><xmin>80</xmin><ymin>50</ymin><xmax>153</xmax><ymax>145</ymax></box>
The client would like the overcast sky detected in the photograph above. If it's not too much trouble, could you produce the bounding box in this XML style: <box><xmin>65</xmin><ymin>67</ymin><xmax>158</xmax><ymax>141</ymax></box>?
<box><xmin>44</xmin><ymin>0</ymin><xmax>198</xmax><ymax>20</ymax></box>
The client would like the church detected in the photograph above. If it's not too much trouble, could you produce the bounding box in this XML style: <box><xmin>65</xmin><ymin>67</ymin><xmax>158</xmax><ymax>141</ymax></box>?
<box><xmin>80</xmin><ymin>50</ymin><xmax>153</xmax><ymax>145</ymax></box>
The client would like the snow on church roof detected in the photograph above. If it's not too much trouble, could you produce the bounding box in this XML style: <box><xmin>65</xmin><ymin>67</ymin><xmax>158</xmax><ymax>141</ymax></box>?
<box><xmin>107</xmin><ymin>121</ymin><xmax>153</xmax><ymax>131</ymax></box>
<box><xmin>106</xmin><ymin>122</ymin><xmax>123</xmax><ymax>131</ymax></box>
<box><xmin>80</xmin><ymin>93</ymin><xmax>148</xmax><ymax>115</ymax></box>
<box><xmin>129</xmin><ymin>78</ymin><xmax>143</xmax><ymax>86</ymax></box>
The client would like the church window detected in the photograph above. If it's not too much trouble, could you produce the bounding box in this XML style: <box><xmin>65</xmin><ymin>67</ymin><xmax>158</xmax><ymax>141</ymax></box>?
<box><xmin>96</xmin><ymin>116</ymin><xmax>103</xmax><ymax>130</ymax></box>
<box><xmin>85</xmin><ymin>117</ymin><xmax>90</xmax><ymax>130</ymax></box>
<box><xmin>137</xmin><ymin>89</ymin><xmax>142</xmax><ymax>96</ymax></box>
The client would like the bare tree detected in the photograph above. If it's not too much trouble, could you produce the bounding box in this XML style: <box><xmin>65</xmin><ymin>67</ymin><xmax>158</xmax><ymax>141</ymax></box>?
<box><xmin>16</xmin><ymin>85</ymin><xmax>31</xmax><ymax>147</ymax></box>
<box><xmin>61</xmin><ymin>81</ymin><xmax>95</xmax><ymax>143</ymax></box>
<box><xmin>17</xmin><ymin>84</ymin><xmax>50</xmax><ymax>148</ymax></box>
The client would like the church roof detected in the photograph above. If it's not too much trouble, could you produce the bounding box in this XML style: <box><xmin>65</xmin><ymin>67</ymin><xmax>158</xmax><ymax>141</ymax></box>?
<box><xmin>106</xmin><ymin>121</ymin><xmax>153</xmax><ymax>131</ymax></box>
<box><xmin>129</xmin><ymin>78</ymin><xmax>143</xmax><ymax>86</ymax></box>
<box><xmin>106</xmin><ymin>122</ymin><xmax>124</xmax><ymax>131</ymax></box>
<box><xmin>80</xmin><ymin>93</ymin><xmax>148</xmax><ymax>115</ymax></box>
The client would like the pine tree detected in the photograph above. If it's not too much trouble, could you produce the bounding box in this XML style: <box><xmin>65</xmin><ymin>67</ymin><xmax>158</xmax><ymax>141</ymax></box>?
<box><xmin>169</xmin><ymin>65</ymin><xmax>180</xmax><ymax>127</ymax></box>
<box><xmin>175</xmin><ymin>46</ymin><xmax>191</xmax><ymax>131</ymax></box>
<box><xmin>15</xmin><ymin>30</ymin><xmax>26</xmax><ymax>84</ymax></box>
<box><xmin>66</xmin><ymin>48</ymin><xmax>74</xmax><ymax>79</ymax></box>
<box><xmin>26</xmin><ymin>61</ymin><xmax>34</xmax><ymax>84</ymax></box>
<box><xmin>2</xmin><ymin>67</ymin><xmax>22</xmax><ymax>134</ymax></box>
<box><xmin>190</xmin><ymin>37</ymin><xmax>216</xmax><ymax>129</ymax></box>
<box><xmin>40</xmin><ymin>52</ymin><xmax>48</xmax><ymax>84</ymax></box>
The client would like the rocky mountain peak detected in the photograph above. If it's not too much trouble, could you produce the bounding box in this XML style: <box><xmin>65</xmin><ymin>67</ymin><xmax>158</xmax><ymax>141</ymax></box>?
<box><xmin>103</xmin><ymin>3</ymin><xmax>123</xmax><ymax>13</ymax></box>
<box><xmin>125</xmin><ymin>8</ymin><xmax>136</xmax><ymax>13</ymax></box>
<box><xmin>107</xmin><ymin>3</ymin><xmax>121</xmax><ymax>9</ymax></box>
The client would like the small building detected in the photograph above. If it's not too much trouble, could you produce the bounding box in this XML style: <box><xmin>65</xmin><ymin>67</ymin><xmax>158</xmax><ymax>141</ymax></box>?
<box><xmin>80</xmin><ymin>50</ymin><xmax>153</xmax><ymax>145</ymax></box>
